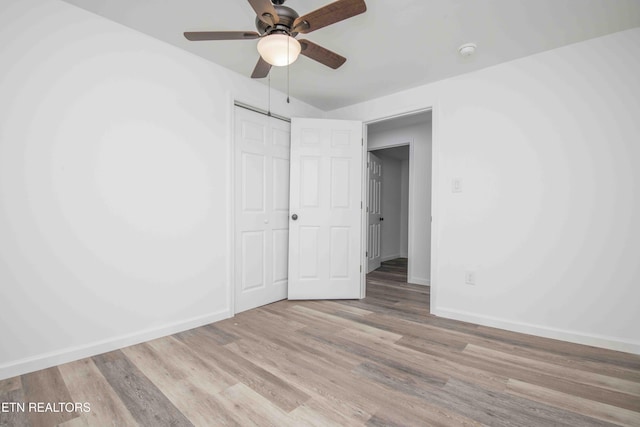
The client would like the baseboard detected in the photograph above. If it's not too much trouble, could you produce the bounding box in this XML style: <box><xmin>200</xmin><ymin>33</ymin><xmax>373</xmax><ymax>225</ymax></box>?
<box><xmin>381</xmin><ymin>254</ymin><xmax>402</xmax><ymax>262</ymax></box>
<box><xmin>0</xmin><ymin>308</ymin><xmax>232</xmax><ymax>380</ymax></box>
<box><xmin>408</xmin><ymin>276</ymin><xmax>430</xmax><ymax>286</ymax></box>
<box><xmin>432</xmin><ymin>306</ymin><xmax>640</xmax><ymax>355</ymax></box>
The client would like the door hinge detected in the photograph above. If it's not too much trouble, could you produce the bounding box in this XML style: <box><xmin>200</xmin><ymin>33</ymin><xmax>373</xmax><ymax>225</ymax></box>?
<box><xmin>361</xmin><ymin>201</ymin><xmax>363</xmax><ymax>209</ymax></box>
<box><xmin>366</xmin><ymin>251</ymin><xmax>368</xmax><ymax>257</ymax></box>
<box><xmin>361</xmin><ymin>138</ymin><xmax>364</xmax><ymax>146</ymax></box>
<box><xmin>360</xmin><ymin>265</ymin><xmax>362</xmax><ymax>273</ymax></box>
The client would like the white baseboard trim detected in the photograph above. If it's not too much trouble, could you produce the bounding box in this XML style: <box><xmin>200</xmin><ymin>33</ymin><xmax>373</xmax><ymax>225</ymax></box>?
<box><xmin>381</xmin><ymin>254</ymin><xmax>402</xmax><ymax>262</ymax></box>
<box><xmin>432</xmin><ymin>306</ymin><xmax>640</xmax><ymax>355</ymax></box>
<box><xmin>0</xmin><ymin>308</ymin><xmax>232</xmax><ymax>380</ymax></box>
<box><xmin>408</xmin><ymin>276</ymin><xmax>430</xmax><ymax>286</ymax></box>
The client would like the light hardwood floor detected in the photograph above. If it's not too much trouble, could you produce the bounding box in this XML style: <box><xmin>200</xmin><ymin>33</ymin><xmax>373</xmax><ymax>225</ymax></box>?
<box><xmin>1</xmin><ymin>258</ymin><xmax>639</xmax><ymax>426</ymax></box>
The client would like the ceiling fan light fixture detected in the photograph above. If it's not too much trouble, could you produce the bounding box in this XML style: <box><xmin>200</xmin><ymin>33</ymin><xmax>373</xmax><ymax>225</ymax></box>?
<box><xmin>257</xmin><ymin>34</ymin><xmax>301</xmax><ymax>66</ymax></box>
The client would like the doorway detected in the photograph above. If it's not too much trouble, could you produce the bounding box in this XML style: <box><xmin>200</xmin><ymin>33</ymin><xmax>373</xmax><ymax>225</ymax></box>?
<box><xmin>365</xmin><ymin>110</ymin><xmax>432</xmax><ymax>286</ymax></box>
<box><xmin>367</xmin><ymin>145</ymin><xmax>410</xmax><ymax>273</ymax></box>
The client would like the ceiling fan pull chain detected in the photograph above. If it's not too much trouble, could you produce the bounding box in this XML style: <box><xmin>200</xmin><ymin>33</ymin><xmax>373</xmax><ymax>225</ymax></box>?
<box><xmin>287</xmin><ymin>39</ymin><xmax>291</xmax><ymax>104</ymax></box>
<box><xmin>268</xmin><ymin>72</ymin><xmax>272</xmax><ymax>116</ymax></box>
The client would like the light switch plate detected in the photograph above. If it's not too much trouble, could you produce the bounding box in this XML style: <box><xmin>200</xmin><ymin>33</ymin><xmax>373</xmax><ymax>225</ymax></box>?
<box><xmin>452</xmin><ymin>178</ymin><xmax>462</xmax><ymax>193</ymax></box>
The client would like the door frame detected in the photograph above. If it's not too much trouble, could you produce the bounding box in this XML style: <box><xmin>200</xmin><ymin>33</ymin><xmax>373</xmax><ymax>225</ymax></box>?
<box><xmin>360</xmin><ymin>107</ymin><xmax>437</xmax><ymax>306</ymax></box>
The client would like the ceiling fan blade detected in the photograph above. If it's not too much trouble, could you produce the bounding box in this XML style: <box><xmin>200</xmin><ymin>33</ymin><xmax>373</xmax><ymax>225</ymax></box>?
<box><xmin>251</xmin><ymin>56</ymin><xmax>272</xmax><ymax>78</ymax></box>
<box><xmin>247</xmin><ymin>0</ymin><xmax>279</xmax><ymax>26</ymax></box>
<box><xmin>184</xmin><ymin>31</ymin><xmax>260</xmax><ymax>41</ymax></box>
<box><xmin>293</xmin><ymin>0</ymin><xmax>366</xmax><ymax>34</ymax></box>
<box><xmin>299</xmin><ymin>39</ymin><xmax>346</xmax><ymax>69</ymax></box>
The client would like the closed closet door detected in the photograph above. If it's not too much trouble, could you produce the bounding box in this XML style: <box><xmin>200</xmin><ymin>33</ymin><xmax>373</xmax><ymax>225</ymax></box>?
<box><xmin>234</xmin><ymin>107</ymin><xmax>290</xmax><ymax>313</ymax></box>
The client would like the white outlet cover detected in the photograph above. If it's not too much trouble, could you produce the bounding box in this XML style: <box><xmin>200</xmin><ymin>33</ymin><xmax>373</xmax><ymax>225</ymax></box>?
<box><xmin>465</xmin><ymin>271</ymin><xmax>476</xmax><ymax>285</ymax></box>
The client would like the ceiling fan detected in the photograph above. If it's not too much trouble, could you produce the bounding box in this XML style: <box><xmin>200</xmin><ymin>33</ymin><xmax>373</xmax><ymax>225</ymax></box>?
<box><xmin>184</xmin><ymin>0</ymin><xmax>367</xmax><ymax>78</ymax></box>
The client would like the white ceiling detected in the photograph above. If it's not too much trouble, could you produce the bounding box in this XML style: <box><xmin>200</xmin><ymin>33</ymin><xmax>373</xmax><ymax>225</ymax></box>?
<box><xmin>60</xmin><ymin>0</ymin><xmax>640</xmax><ymax>111</ymax></box>
<box><xmin>368</xmin><ymin>111</ymin><xmax>431</xmax><ymax>134</ymax></box>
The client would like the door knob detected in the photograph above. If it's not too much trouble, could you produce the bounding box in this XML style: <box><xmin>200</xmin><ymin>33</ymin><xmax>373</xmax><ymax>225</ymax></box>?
<box><xmin>380</xmin><ymin>217</ymin><xmax>384</xmax><ymax>221</ymax></box>
<box><xmin>291</xmin><ymin>214</ymin><xmax>298</xmax><ymax>220</ymax></box>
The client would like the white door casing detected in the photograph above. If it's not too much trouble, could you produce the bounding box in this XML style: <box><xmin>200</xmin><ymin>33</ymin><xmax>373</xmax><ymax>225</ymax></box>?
<box><xmin>234</xmin><ymin>107</ymin><xmax>290</xmax><ymax>313</ymax></box>
<box><xmin>367</xmin><ymin>151</ymin><xmax>382</xmax><ymax>273</ymax></box>
<box><xmin>288</xmin><ymin>118</ymin><xmax>363</xmax><ymax>300</ymax></box>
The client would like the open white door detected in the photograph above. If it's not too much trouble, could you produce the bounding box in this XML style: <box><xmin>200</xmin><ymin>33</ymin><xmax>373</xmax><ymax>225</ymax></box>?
<box><xmin>367</xmin><ymin>151</ymin><xmax>382</xmax><ymax>273</ymax></box>
<box><xmin>288</xmin><ymin>118</ymin><xmax>363</xmax><ymax>300</ymax></box>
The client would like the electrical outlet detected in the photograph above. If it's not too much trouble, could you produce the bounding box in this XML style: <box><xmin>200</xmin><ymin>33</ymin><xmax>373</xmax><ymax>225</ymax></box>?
<box><xmin>465</xmin><ymin>270</ymin><xmax>476</xmax><ymax>285</ymax></box>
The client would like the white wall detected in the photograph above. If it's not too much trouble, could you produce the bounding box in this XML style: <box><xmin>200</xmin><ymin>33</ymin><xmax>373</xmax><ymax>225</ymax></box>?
<box><xmin>373</xmin><ymin>153</ymin><xmax>402</xmax><ymax>261</ymax></box>
<box><xmin>368</xmin><ymin>123</ymin><xmax>432</xmax><ymax>285</ymax></box>
<box><xmin>0</xmin><ymin>0</ymin><xmax>322</xmax><ymax>379</ymax></box>
<box><xmin>328</xmin><ymin>28</ymin><xmax>640</xmax><ymax>354</ymax></box>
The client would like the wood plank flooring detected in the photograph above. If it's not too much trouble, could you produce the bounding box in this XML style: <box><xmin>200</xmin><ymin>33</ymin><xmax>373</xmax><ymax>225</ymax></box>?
<box><xmin>1</xmin><ymin>258</ymin><xmax>639</xmax><ymax>426</ymax></box>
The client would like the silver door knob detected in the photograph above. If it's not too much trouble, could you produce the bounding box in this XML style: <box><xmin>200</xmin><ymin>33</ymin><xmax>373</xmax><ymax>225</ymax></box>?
<box><xmin>291</xmin><ymin>214</ymin><xmax>298</xmax><ymax>220</ymax></box>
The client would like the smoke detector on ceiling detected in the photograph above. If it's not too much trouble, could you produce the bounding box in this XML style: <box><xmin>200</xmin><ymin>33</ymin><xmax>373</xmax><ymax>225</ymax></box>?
<box><xmin>458</xmin><ymin>43</ymin><xmax>477</xmax><ymax>57</ymax></box>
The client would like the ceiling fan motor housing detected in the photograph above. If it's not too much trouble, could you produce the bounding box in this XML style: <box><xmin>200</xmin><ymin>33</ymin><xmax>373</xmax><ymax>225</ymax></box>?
<box><xmin>256</xmin><ymin>5</ymin><xmax>300</xmax><ymax>36</ymax></box>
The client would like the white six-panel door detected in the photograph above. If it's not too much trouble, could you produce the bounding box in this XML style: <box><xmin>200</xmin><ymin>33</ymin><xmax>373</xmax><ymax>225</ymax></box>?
<box><xmin>234</xmin><ymin>107</ymin><xmax>290</xmax><ymax>313</ymax></box>
<box><xmin>288</xmin><ymin>118</ymin><xmax>363</xmax><ymax>300</ymax></box>
<box><xmin>367</xmin><ymin>151</ymin><xmax>382</xmax><ymax>273</ymax></box>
